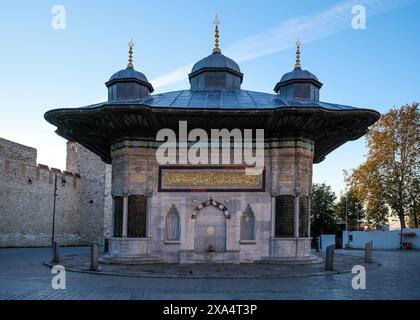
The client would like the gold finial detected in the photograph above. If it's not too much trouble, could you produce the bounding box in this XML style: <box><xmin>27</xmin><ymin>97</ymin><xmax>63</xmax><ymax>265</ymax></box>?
<box><xmin>128</xmin><ymin>39</ymin><xmax>134</xmax><ymax>68</ymax></box>
<box><xmin>295</xmin><ymin>38</ymin><xmax>301</xmax><ymax>70</ymax></box>
<box><xmin>213</xmin><ymin>14</ymin><xmax>221</xmax><ymax>53</ymax></box>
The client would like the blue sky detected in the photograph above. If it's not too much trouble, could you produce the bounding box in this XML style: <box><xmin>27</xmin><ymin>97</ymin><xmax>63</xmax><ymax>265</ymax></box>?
<box><xmin>0</xmin><ymin>0</ymin><xmax>419</xmax><ymax>197</ymax></box>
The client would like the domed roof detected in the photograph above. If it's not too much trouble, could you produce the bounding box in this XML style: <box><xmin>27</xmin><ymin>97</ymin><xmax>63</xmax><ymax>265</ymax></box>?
<box><xmin>275</xmin><ymin>39</ymin><xmax>323</xmax><ymax>93</ymax></box>
<box><xmin>190</xmin><ymin>51</ymin><xmax>241</xmax><ymax>74</ymax></box>
<box><xmin>109</xmin><ymin>67</ymin><xmax>149</xmax><ymax>83</ymax></box>
<box><xmin>188</xmin><ymin>51</ymin><xmax>244</xmax><ymax>90</ymax></box>
<box><xmin>279</xmin><ymin>68</ymin><xmax>320</xmax><ymax>83</ymax></box>
<box><xmin>274</xmin><ymin>67</ymin><xmax>323</xmax><ymax>99</ymax></box>
<box><xmin>106</xmin><ymin>66</ymin><xmax>154</xmax><ymax>95</ymax></box>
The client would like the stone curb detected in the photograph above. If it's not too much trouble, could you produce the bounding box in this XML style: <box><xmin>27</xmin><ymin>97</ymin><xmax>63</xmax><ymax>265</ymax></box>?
<box><xmin>43</xmin><ymin>259</ymin><xmax>379</xmax><ymax>279</ymax></box>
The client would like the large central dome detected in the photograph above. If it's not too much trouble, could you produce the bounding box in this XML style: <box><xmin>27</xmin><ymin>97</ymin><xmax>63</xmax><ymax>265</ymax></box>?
<box><xmin>188</xmin><ymin>51</ymin><xmax>243</xmax><ymax>90</ymax></box>
<box><xmin>190</xmin><ymin>51</ymin><xmax>241</xmax><ymax>74</ymax></box>
<box><xmin>188</xmin><ymin>15</ymin><xmax>243</xmax><ymax>90</ymax></box>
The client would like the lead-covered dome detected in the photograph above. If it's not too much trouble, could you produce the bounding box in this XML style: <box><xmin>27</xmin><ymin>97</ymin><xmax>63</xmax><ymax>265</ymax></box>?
<box><xmin>188</xmin><ymin>15</ymin><xmax>243</xmax><ymax>90</ymax></box>
<box><xmin>106</xmin><ymin>66</ymin><xmax>154</xmax><ymax>101</ymax></box>
<box><xmin>108</xmin><ymin>67</ymin><xmax>150</xmax><ymax>83</ymax></box>
<box><xmin>278</xmin><ymin>69</ymin><xmax>320</xmax><ymax>84</ymax></box>
<box><xmin>274</xmin><ymin>40</ymin><xmax>322</xmax><ymax>101</ymax></box>
<box><xmin>190</xmin><ymin>51</ymin><xmax>241</xmax><ymax>74</ymax></box>
<box><xmin>105</xmin><ymin>41</ymin><xmax>154</xmax><ymax>101</ymax></box>
<box><xmin>189</xmin><ymin>51</ymin><xmax>243</xmax><ymax>90</ymax></box>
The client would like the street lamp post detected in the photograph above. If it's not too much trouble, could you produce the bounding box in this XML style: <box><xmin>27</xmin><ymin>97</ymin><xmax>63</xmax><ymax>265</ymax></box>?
<box><xmin>345</xmin><ymin>192</ymin><xmax>348</xmax><ymax>231</ymax></box>
<box><xmin>51</xmin><ymin>174</ymin><xmax>58</xmax><ymax>261</ymax></box>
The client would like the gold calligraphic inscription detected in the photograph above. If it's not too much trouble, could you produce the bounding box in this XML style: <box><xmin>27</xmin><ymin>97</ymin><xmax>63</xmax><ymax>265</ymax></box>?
<box><xmin>163</xmin><ymin>172</ymin><xmax>260</xmax><ymax>187</ymax></box>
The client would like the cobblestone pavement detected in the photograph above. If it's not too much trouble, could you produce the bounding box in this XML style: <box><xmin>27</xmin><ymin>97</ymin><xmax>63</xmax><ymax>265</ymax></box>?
<box><xmin>0</xmin><ymin>247</ymin><xmax>419</xmax><ymax>300</ymax></box>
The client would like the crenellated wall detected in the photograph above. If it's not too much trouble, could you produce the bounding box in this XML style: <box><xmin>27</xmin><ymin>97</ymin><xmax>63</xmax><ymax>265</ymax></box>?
<box><xmin>0</xmin><ymin>138</ymin><xmax>82</xmax><ymax>246</ymax></box>
<box><xmin>0</xmin><ymin>137</ymin><xmax>112</xmax><ymax>247</ymax></box>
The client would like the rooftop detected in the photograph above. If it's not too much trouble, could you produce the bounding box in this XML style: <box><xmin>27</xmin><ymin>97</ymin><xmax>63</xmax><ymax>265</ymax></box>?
<box><xmin>82</xmin><ymin>89</ymin><xmax>358</xmax><ymax>110</ymax></box>
<box><xmin>44</xmin><ymin>16</ymin><xmax>380</xmax><ymax>165</ymax></box>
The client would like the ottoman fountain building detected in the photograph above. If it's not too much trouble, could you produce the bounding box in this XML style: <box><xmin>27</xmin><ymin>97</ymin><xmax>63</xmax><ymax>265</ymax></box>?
<box><xmin>45</xmin><ymin>18</ymin><xmax>379</xmax><ymax>264</ymax></box>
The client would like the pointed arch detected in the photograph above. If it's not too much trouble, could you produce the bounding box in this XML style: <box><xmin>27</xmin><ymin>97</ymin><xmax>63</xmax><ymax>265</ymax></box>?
<box><xmin>191</xmin><ymin>198</ymin><xmax>230</xmax><ymax>219</ymax></box>
<box><xmin>166</xmin><ymin>204</ymin><xmax>180</xmax><ymax>241</ymax></box>
<box><xmin>241</xmin><ymin>204</ymin><xmax>255</xmax><ymax>241</ymax></box>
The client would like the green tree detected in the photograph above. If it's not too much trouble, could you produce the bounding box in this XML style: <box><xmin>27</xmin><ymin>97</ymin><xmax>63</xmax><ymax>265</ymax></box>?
<box><xmin>348</xmin><ymin>103</ymin><xmax>419</xmax><ymax>229</ymax></box>
<box><xmin>408</xmin><ymin>177</ymin><xmax>420</xmax><ymax>228</ymax></box>
<box><xmin>310</xmin><ymin>183</ymin><xmax>337</xmax><ymax>236</ymax></box>
<box><xmin>336</xmin><ymin>189</ymin><xmax>365</xmax><ymax>230</ymax></box>
<box><xmin>344</xmin><ymin>168</ymin><xmax>389</xmax><ymax>230</ymax></box>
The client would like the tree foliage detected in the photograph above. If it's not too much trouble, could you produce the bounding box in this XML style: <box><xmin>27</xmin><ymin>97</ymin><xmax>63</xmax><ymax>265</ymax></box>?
<box><xmin>310</xmin><ymin>183</ymin><xmax>337</xmax><ymax>235</ymax></box>
<box><xmin>336</xmin><ymin>189</ymin><xmax>365</xmax><ymax>230</ymax></box>
<box><xmin>347</xmin><ymin>103</ymin><xmax>419</xmax><ymax>229</ymax></box>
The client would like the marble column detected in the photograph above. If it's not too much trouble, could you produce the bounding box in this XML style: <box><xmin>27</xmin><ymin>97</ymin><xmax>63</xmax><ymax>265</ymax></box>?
<box><xmin>122</xmin><ymin>196</ymin><xmax>128</xmax><ymax>237</ymax></box>
<box><xmin>294</xmin><ymin>192</ymin><xmax>300</xmax><ymax>238</ymax></box>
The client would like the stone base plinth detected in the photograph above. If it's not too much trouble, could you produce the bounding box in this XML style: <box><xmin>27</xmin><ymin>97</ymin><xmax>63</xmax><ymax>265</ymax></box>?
<box><xmin>180</xmin><ymin>250</ymin><xmax>240</xmax><ymax>264</ymax></box>
<box><xmin>270</xmin><ymin>237</ymin><xmax>312</xmax><ymax>258</ymax></box>
<box><xmin>101</xmin><ymin>237</ymin><xmax>163</xmax><ymax>264</ymax></box>
<box><xmin>258</xmin><ymin>237</ymin><xmax>321</xmax><ymax>264</ymax></box>
<box><xmin>101</xmin><ymin>255</ymin><xmax>163</xmax><ymax>265</ymax></box>
<box><xmin>258</xmin><ymin>255</ymin><xmax>322</xmax><ymax>265</ymax></box>
<box><xmin>108</xmin><ymin>237</ymin><xmax>152</xmax><ymax>256</ymax></box>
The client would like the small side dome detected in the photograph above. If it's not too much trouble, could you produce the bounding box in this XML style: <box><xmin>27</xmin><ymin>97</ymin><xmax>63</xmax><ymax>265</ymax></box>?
<box><xmin>108</xmin><ymin>68</ymin><xmax>150</xmax><ymax>83</ymax></box>
<box><xmin>278</xmin><ymin>69</ymin><xmax>320</xmax><ymax>84</ymax></box>
<box><xmin>274</xmin><ymin>39</ymin><xmax>322</xmax><ymax>101</ymax></box>
<box><xmin>105</xmin><ymin>41</ymin><xmax>154</xmax><ymax>101</ymax></box>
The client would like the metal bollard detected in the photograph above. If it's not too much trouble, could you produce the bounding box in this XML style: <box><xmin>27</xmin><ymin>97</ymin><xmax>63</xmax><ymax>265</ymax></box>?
<box><xmin>325</xmin><ymin>244</ymin><xmax>335</xmax><ymax>271</ymax></box>
<box><xmin>365</xmin><ymin>241</ymin><xmax>373</xmax><ymax>263</ymax></box>
<box><xmin>52</xmin><ymin>241</ymin><xmax>60</xmax><ymax>264</ymax></box>
<box><xmin>316</xmin><ymin>237</ymin><xmax>320</xmax><ymax>252</ymax></box>
<box><xmin>90</xmin><ymin>243</ymin><xmax>99</xmax><ymax>271</ymax></box>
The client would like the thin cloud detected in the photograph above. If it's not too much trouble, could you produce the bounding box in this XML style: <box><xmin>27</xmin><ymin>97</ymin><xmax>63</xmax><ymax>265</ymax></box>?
<box><xmin>151</xmin><ymin>64</ymin><xmax>194</xmax><ymax>89</ymax></box>
<box><xmin>151</xmin><ymin>0</ymin><xmax>411</xmax><ymax>90</ymax></box>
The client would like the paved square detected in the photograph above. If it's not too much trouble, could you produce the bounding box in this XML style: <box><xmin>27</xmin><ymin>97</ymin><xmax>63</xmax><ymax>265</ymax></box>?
<box><xmin>0</xmin><ymin>247</ymin><xmax>419</xmax><ymax>300</ymax></box>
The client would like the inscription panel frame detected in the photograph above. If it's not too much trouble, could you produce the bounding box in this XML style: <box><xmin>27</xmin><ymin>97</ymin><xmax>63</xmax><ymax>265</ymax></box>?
<box><xmin>158</xmin><ymin>166</ymin><xmax>265</xmax><ymax>193</ymax></box>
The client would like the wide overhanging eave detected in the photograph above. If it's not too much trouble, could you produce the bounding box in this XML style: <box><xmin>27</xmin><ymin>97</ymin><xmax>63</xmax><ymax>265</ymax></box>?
<box><xmin>44</xmin><ymin>104</ymin><xmax>380</xmax><ymax>165</ymax></box>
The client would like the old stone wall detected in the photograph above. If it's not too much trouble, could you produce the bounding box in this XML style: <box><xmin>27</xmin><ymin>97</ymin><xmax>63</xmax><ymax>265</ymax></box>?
<box><xmin>0</xmin><ymin>137</ymin><xmax>82</xmax><ymax>247</ymax></box>
<box><xmin>0</xmin><ymin>138</ymin><xmax>112</xmax><ymax>247</ymax></box>
<box><xmin>66</xmin><ymin>142</ymin><xmax>112</xmax><ymax>244</ymax></box>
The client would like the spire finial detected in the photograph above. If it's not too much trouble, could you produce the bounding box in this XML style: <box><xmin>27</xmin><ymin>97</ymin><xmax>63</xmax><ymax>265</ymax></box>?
<box><xmin>213</xmin><ymin>14</ymin><xmax>221</xmax><ymax>53</ymax></box>
<box><xmin>127</xmin><ymin>39</ymin><xmax>134</xmax><ymax>68</ymax></box>
<box><xmin>295</xmin><ymin>38</ymin><xmax>301</xmax><ymax>70</ymax></box>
